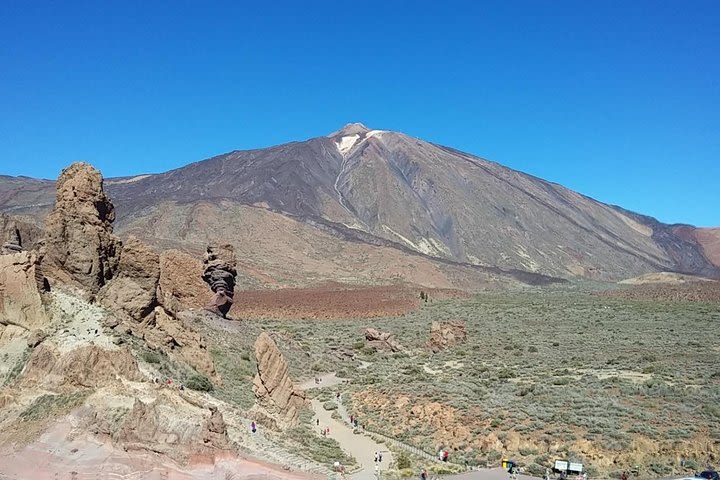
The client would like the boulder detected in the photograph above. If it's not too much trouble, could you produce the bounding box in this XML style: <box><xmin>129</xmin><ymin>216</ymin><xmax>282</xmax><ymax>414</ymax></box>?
<box><xmin>0</xmin><ymin>214</ymin><xmax>43</xmax><ymax>254</ymax></box>
<box><xmin>42</xmin><ymin>162</ymin><xmax>121</xmax><ymax>295</ymax></box>
<box><xmin>364</xmin><ymin>327</ymin><xmax>404</xmax><ymax>353</ymax></box>
<box><xmin>202</xmin><ymin>244</ymin><xmax>237</xmax><ymax>318</ymax></box>
<box><xmin>251</xmin><ymin>332</ymin><xmax>305</xmax><ymax>430</ymax></box>
<box><xmin>425</xmin><ymin>320</ymin><xmax>467</xmax><ymax>353</ymax></box>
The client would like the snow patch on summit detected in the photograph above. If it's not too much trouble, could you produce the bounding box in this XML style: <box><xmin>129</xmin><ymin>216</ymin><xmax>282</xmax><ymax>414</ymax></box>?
<box><xmin>336</xmin><ymin>135</ymin><xmax>360</xmax><ymax>155</ymax></box>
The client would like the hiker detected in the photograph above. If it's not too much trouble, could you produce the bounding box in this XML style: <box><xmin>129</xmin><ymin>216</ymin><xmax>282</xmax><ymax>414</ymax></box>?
<box><xmin>420</xmin><ymin>468</ymin><xmax>427</xmax><ymax>480</ymax></box>
<box><xmin>443</xmin><ymin>450</ymin><xmax>449</xmax><ymax>462</ymax></box>
<box><xmin>317</xmin><ymin>418</ymin><xmax>320</xmax><ymax>426</ymax></box>
<box><xmin>379</xmin><ymin>452</ymin><xmax>383</xmax><ymax>463</ymax></box>
<box><xmin>336</xmin><ymin>392</ymin><xmax>341</xmax><ymax>401</ymax></box>
<box><xmin>374</xmin><ymin>452</ymin><xmax>379</xmax><ymax>463</ymax></box>
<box><xmin>353</xmin><ymin>419</ymin><xmax>358</xmax><ymax>428</ymax></box>
<box><xmin>251</xmin><ymin>421</ymin><xmax>256</xmax><ymax>433</ymax></box>
<box><xmin>350</xmin><ymin>414</ymin><xmax>354</xmax><ymax>424</ymax></box>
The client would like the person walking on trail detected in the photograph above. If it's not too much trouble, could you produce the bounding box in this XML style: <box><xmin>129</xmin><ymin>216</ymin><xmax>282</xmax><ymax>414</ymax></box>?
<box><xmin>350</xmin><ymin>414</ymin><xmax>354</xmax><ymax>424</ymax></box>
<box><xmin>420</xmin><ymin>468</ymin><xmax>427</xmax><ymax>480</ymax></box>
<box><xmin>379</xmin><ymin>452</ymin><xmax>383</xmax><ymax>463</ymax></box>
<box><xmin>374</xmin><ymin>452</ymin><xmax>379</xmax><ymax>463</ymax></box>
<box><xmin>251</xmin><ymin>421</ymin><xmax>256</xmax><ymax>433</ymax></box>
<box><xmin>316</xmin><ymin>418</ymin><xmax>320</xmax><ymax>426</ymax></box>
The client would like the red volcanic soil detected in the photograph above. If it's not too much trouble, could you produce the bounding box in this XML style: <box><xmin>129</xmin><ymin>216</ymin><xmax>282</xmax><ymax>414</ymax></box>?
<box><xmin>233</xmin><ymin>284</ymin><xmax>468</xmax><ymax>320</ymax></box>
<box><xmin>600</xmin><ymin>280</ymin><xmax>720</xmax><ymax>303</ymax></box>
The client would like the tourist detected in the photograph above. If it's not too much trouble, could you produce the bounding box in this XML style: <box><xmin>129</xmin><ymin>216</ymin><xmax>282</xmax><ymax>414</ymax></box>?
<box><xmin>420</xmin><ymin>468</ymin><xmax>427</xmax><ymax>480</ymax></box>
<box><xmin>317</xmin><ymin>418</ymin><xmax>320</xmax><ymax>426</ymax></box>
<box><xmin>379</xmin><ymin>452</ymin><xmax>383</xmax><ymax>463</ymax></box>
<box><xmin>251</xmin><ymin>421</ymin><xmax>256</xmax><ymax>433</ymax></box>
<box><xmin>374</xmin><ymin>452</ymin><xmax>379</xmax><ymax>463</ymax></box>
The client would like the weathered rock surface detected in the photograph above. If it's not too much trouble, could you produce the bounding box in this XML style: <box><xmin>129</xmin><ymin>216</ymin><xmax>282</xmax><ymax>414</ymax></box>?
<box><xmin>0</xmin><ymin>251</ymin><xmax>48</xmax><ymax>332</ymax></box>
<box><xmin>202</xmin><ymin>244</ymin><xmax>237</xmax><ymax>318</ymax></box>
<box><xmin>425</xmin><ymin>320</ymin><xmax>467</xmax><ymax>353</ymax></box>
<box><xmin>252</xmin><ymin>332</ymin><xmax>305</xmax><ymax>430</ymax></box>
<box><xmin>42</xmin><ymin>162</ymin><xmax>121</xmax><ymax>294</ymax></box>
<box><xmin>158</xmin><ymin>249</ymin><xmax>206</xmax><ymax>313</ymax></box>
<box><xmin>364</xmin><ymin>327</ymin><xmax>404</xmax><ymax>353</ymax></box>
<box><xmin>112</xmin><ymin>399</ymin><xmax>230</xmax><ymax>460</ymax></box>
<box><xmin>1</xmin><ymin>214</ymin><xmax>43</xmax><ymax>254</ymax></box>
<box><xmin>98</xmin><ymin>236</ymin><xmax>160</xmax><ymax>320</ymax></box>
<box><xmin>19</xmin><ymin>344</ymin><xmax>143</xmax><ymax>389</ymax></box>
<box><xmin>144</xmin><ymin>307</ymin><xmax>219</xmax><ymax>382</ymax></box>
<box><xmin>202</xmin><ymin>406</ymin><xmax>230</xmax><ymax>449</ymax></box>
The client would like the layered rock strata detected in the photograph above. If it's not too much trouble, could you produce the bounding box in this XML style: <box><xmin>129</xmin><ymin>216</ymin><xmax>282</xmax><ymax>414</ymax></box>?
<box><xmin>202</xmin><ymin>244</ymin><xmax>237</xmax><ymax>318</ymax></box>
<box><xmin>251</xmin><ymin>332</ymin><xmax>305</xmax><ymax>430</ymax></box>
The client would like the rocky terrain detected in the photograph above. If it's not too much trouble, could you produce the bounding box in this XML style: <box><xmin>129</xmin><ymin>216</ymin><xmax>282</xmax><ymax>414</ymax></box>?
<box><xmin>1</xmin><ymin>124</ymin><xmax>718</xmax><ymax>288</ymax></box>
<box><xmin>1</xmin><ymin>128</ymin><xmax>719</xmax><ymax>480</ymax></box>
<box><xmin>0</xmin><ymin>162</ymin><xmax>344</xmax><ymax>479</ymax></box>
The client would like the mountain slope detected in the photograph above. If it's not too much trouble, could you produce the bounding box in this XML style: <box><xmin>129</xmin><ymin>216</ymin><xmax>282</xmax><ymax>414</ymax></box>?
<box><xmin>1</xmin><ymin>123</ymin><xmax>718</xmax><ymax>282</ymax></box>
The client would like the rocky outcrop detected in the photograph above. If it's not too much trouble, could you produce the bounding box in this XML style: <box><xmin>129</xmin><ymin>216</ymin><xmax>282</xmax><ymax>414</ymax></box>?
<box><xmin>98</xmin><ymin>236</ymin><xmax>159</xmax><ymax>320</ymax></box>
<box><xmin>0</xmin><ymin>214</ymin><xmax>43</xmax><ymax>254</ymax></box>
<box><xmin>425</xmin><ymin>320</ymin><xmax>467</xmax><ymax>353</ymax></box>
<box><xmin>96</xmin><ymin>235</ymin><xmax>218</xmax><ymax>383</ymax></box>
<box><xmin>42</xmin><ymin>162</ymin><xmax>120</xmax><ymax>295</ymax></box>
<box><xmin>202</xmin><ymin>244</ymin><xmax>237</xmax><ymax>318</ymax></box>
<box><xmin>19</xmin><ymin>344</ymin><xmax>143</xmax><ymax>389</ymax></box>
<box><xmin>113</xmin><ymin>399</ymin><xmax>230</xmax><ymax>460</ymax></box>
<box><xmin>364</xmin><ymin>327</ymin><xmax>404</xmax><ymax>353</ymax></box>
<box><xmin>251</xmin><ymin>332</ymin><xmax>305</xmax><ymax>430</ymax></box>
<box><xmin>1</xmin><ymin>221</ymin><xmax>22</xmax><ymax>254</ymax></box>
<box><xmin>0</xmin><ymin>251</ymin><xmax>48</xmax><ymax>332</ymax></box>
<box><xmin>158</xmin><ymin>249</ymin><xmax>206</xmax><ymax>313</ymax></box>
<box><xmin>202</xmin><ymin>406</ymin><xmax>230</xmax><ymax>449</ymax></box>
<box><xmin>144</xmin><ymin>307</ymin><xmax>219</xmax><ymax>382</ymax></box>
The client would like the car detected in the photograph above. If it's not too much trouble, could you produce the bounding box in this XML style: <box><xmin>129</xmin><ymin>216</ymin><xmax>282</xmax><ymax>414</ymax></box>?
<box><xmin>697</xmin><ymin>471</ymin><xmax>720</xmax><ymax>480</ymax></box>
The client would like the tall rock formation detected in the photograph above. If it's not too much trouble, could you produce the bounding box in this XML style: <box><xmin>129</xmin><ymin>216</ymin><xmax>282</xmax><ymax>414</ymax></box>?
<box><xmin>202</xmin><ymin>244</ymin><xmax>237</xmax><ymax>318</ymax></box>
<box><xmin>251</xmin><ymin>332</ymin><xmax>305</xmax><ymax>430</ymax></box>
<box><xmin>42</xmin><ymin>162</ymin><xmax>120</xmax><ymax>295</ymax></box>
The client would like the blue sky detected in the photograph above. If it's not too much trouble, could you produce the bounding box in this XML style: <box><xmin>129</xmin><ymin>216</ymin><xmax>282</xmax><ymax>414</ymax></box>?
<box><xmin>1</xmin><ymin>1</ymin><xmax>718</xmax><ymax>226</ymax></box>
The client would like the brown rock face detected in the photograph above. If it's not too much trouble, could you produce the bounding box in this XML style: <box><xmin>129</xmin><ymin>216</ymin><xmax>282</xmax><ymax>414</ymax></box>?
<box><xmin>144</xmin><ymin>307</ymin><xmax>219</xmax><ymax>382</ymax></box>
<box><xmin>96</xmin><ymin>235</ymin><xmax>218</xmax><ymax>383</ymax></box>
<box><xmin>202</xmin><ymin>406</ymin><xmax>230</xmax><ymax>449</ymax></box>
<box><xmin>1</xmin><ymin>220</ymin><xmax>22</xmax><ymax>254</ymax></box>
<box><xmin>364</xmin><ymin>327</ymin><xmax>404</xmax><ymax>353</ymax></box>
<box><xmin>98</xmin><ymin>236</ymin><xmax>160</xmax><ymax>320</ymax></box>
<box><xmin>42</xmin><ymin>162</ymin><xmax>120</xmax><ymax>294</ymax></box>
<box><xmin>252</xmin><ymin>332</ymin><xmax>305</xmax><ymax>430</ymax></box>
<box><xmin>19</xmin><ymin>344</ymin><xmax>143</xmax><ymax>389</ymax></box>
<box><xmin>425</xmin><ymin>320</ymin><xmax>467</xmax><ymax>353</ymax></box>
<box><xmin>202</xmin><ymin>244</ymin><xmax>237</xmax><ymax>318</ymax></box>
<box><xmin>0</xmin><ymin>251</ymin><xmax>48</xmax><ymax>332</ymax></box>
<box><xmin>158</xmin><ymin>249</ymin><xmax>206</xmax><ymax>313</ymax></box>
<box><xmin>113</xmin><ymin>399</ymin><xmax>230</xmax><ymax>460</ymax></box>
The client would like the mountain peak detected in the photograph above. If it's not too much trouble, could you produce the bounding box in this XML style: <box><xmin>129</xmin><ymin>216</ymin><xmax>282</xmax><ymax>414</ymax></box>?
<box><xmin>328</xmin><ymin>122</ymin><xmax>370</xmax><ymax>137</ymax></box>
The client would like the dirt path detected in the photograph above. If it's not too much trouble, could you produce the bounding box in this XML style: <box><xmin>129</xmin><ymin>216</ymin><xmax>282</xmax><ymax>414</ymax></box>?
<box><xmin>310</xmin><ymin>399</ymin><xmax>393</xmax><ymax>480</ymax></box>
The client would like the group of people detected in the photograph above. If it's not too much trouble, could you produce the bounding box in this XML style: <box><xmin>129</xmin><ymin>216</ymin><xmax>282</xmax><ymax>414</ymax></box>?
<box><xmin>374</xmin><ymin>451</ymin><xmax>384</xmax><ymax>463</ymax></box>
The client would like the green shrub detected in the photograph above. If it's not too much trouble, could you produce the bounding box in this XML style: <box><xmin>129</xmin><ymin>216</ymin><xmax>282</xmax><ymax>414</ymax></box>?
<box><xmin>141</xmin><ymin>350</ymin><xmax>162</xmax><ymax>364</ymax></box>
<box><xmin>323</xmin><ymin>401</ymin><xmax>338</xmax><ymax>410</ymax></box>
<box><xmin>185</xmin><ymin>374</ymin><xmax>214</xmax><ymax>392</ymax></box>
<box><xmin>396</xmin><ymin>450</ymin><xmax>412</xmax><ymax>469</ymax></box>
